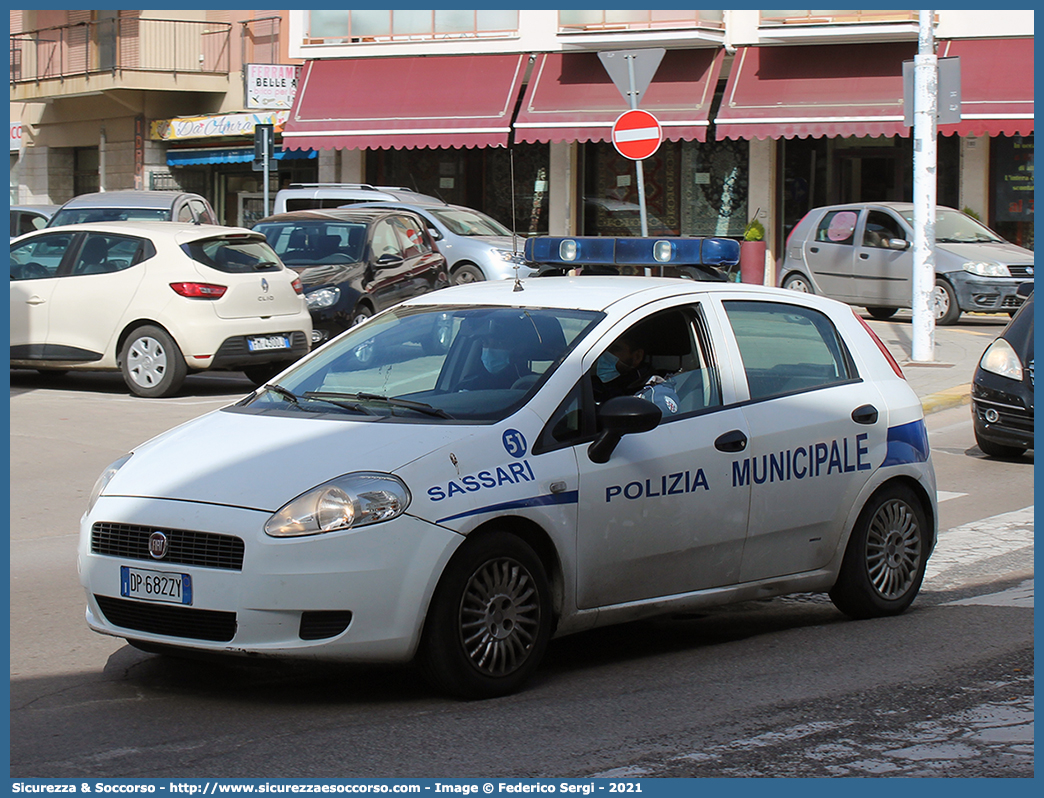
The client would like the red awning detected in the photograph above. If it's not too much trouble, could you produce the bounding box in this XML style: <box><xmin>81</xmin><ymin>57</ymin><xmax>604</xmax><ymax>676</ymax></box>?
<box><xmin>282</xmin><ymin>54</ymin><xmax>529</xmax><ymax>150</ymax></box>
<box><xmin>513</xmin><ymin>48</ymin><xmax>725</xmax><ymax>145</ymax></box>
<box><xmin>715</xmin><ymin>43</ymin><xmax>917</xmax><ymax>140</ymax></box>
<box><xmin>937</xmin><ymin>38</ymin><xmax>1033</xmax><ymax>137</ymax></box>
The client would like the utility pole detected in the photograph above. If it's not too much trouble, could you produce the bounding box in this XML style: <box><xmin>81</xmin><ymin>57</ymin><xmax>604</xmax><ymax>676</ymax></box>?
<box><xmin>911</xmin><ymin>10</ymin><xmax>938</xmax><ymax>362</ymax></box>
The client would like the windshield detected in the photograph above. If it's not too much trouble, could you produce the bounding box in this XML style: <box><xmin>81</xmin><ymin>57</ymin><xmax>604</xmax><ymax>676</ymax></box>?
<box><xmin>49</xmin><ymin>208</ymin><xmax>170</xmax><ymax>226</ymax></box>
<box><xmin>899</xmin><ymin>208</ymin><xmax>1005</xmax><ymax>244</ymax></box>
<box><xmin>429</xmin><ymin>208</ymin><xmax>512</xmax><ymax>237</ymax></box>
<box><xmin>255</xmin><ymin>221</ymin><xmax>367</xmax><ymax>266</ymax></box>
<box><xmin>240</xmin><ymin>304</ymin><xmax>603</xmax><ymax>422</ymax></box>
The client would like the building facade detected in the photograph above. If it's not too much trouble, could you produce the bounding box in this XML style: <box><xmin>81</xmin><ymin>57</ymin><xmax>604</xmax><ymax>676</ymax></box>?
<box><xmin>11</xmin><ymin>10</ymin><xmax>1034</xmax><ymax>278</ymax></box>
<box><xmin>10</xmin><ymin>9</ymin><xmax>315</xmax><ymax>227</ymax></box>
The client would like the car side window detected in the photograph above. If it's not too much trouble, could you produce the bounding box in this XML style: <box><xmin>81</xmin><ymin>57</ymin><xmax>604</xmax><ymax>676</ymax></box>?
<box><xmin>815</xmin><ymin>210</ymin><xmax>858</xmax><ymax>245</ymax></box>
<box><xmin>10</xmin><ymin>233</ymin><xmax>75</xmax><ymax>280</ymax></box>
<box><xmin>723</xmin><ymin>300</ymin><xmax>855</xmax><ymax>401</ymax></box>
<box><xmin>372</xmin><ymin>219</ymin><xmax>405</xmax><ymax>260</ymax></box>
<box><xmin>862</xmin><ymin>211</ymin><xmax>906</xmax><ymax>248</ymax></box>
<box><xmin>391</xmin><ymin>215</ymin><xmax>429</xmax><ymax>258</ymax></box>
<box><xmin>70</xmin><ymin>233</ymin><xmax>150</xmax><ymax>276</ymax></box>
<box><xmin>191</xmin><ymin>199</ymin><xmax>216</xmax><ymax>225</ymax></box>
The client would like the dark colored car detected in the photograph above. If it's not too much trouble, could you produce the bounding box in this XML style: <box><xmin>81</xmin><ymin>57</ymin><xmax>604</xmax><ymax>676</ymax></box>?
<box><xmin>971</xmin><ymin>283</ymin><xmax>1034</xmax><ymax>458</ymax></box>
<box><xmin>255</xmin><ymin>208</ymin><xmax>449</xmax><ymax>345</ymax></box>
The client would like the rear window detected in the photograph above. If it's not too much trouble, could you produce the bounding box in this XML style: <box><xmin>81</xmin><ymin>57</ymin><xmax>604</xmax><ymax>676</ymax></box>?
<box><xmin>182</xmin><ymin>237</ymin><xmax>282</xmax><ymax>273</ymax></box>
<box><xmin>49</xmin><ymin>208</ymin><xmax>170</xmax><ymax>226</ymax></box>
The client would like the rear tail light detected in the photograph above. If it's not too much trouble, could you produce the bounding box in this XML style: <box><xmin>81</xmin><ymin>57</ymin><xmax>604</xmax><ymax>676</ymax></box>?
<box><xmin>291</xmin><ymin>277</ymin><xmax>304</xmax><ymax>295</ymax></box>
<box><xmin>853</xmin><ymin>308</ymin><xmax>906</xmax><ymax>379</ymax></box>
<box><xmin>170</xmin><ymin>282</ymin><xmax>228</xmax><ymax>299</ymax></box>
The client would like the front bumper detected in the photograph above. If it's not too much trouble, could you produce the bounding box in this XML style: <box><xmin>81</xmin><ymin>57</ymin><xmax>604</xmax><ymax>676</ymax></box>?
<box><xmin>948</xmin><ymin>273</ymin><xmax>1032</xmax><ymax>314</ymax></box>
<box><xmin>79</xmin><ymin>497</ymin><xmax>464</xmax><ymax>662</ymax></box>
<box><xmin>971</xmin><ymin>375</ymin><xmax>1034</xmax><ymax>450</ymax></box>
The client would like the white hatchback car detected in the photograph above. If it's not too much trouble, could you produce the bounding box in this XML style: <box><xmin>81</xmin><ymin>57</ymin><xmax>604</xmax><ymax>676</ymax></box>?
<box><xmin>79</xmin><ymin>265</ymin><xmax>937</xmax><ymax>697</ymax></box>
<box><xmin>10</xmin><ymin>222</ymin><xmax>312</xmax><ymax>397</ymax></box>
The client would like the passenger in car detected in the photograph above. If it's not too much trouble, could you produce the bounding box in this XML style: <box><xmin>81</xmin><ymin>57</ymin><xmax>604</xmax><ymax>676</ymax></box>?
<box><xmin>594</xmin><ymin>328</ymin><xmax>681</xmax><ymax>415</ymax></box>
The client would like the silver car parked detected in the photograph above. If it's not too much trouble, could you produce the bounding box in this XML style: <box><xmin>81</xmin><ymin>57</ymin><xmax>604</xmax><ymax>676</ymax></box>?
<box><xmin>353</xmin><ymin>201</ymin><xmax>534</xmax><ymax>284</ymax></box>
<box><xmin>779</xmin><ymin>202</ymin><xmax>1034</xmax><ymax>324</ymax></box>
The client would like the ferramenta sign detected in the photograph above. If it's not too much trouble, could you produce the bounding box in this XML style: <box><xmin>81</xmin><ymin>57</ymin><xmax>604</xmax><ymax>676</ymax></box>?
<box><xmin>245</xmin><ymin>64</ymin><xmax>301</xmax><ymax>110</ymax></box>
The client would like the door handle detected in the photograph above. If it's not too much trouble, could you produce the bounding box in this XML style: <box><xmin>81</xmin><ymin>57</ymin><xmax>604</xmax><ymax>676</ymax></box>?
<box><xmin>715</xmin><ymin>430</ymin><xmax>748</xmax><ymax>453</ymax></box>
<box><xmin>26</xmin><ymin>296</ymin><xmax>46</xmax><ymax>305</ymax></box>
<box><xmin>859</xmin><ymin>253</ymin><xmax>870</xmax><ymax>260</ymax></box>
<box><xmin>809</xmin><ymin>246</ymin><xmax>819</xmax><ymax>253</ymax></box>
<box><xmin>851</xmin><ymin>404</ymin><xmax>879</xmax><ymax>425</ymax></box>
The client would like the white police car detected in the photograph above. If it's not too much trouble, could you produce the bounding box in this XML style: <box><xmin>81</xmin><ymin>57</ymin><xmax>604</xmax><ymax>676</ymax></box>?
<box><xmin>79</xmin><ymin>241</ymin><xmax>936</xmax><ymax>698</ymax></box>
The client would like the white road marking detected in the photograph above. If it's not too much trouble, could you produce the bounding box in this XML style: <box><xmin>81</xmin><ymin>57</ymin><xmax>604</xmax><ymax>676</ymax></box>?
<box><xmin>943</xmin><ymin>579</ymin><xmax>1034</xmax><ymax>609</ymax></box>
<box><xmin>924</xmin><ymin>506</ymin><xmax>1034</xmax><ymax>588</ymax></box>
<box><xmin>936</xmin><ymin>491</ymin><xmax>967</xmax><ymax>502</ymax></box>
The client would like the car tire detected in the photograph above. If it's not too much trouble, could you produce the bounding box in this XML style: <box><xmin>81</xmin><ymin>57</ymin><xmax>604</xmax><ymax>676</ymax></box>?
<box><xmin>351</xmin><ymin>304</ymin><xmax>373</xmax><ymax>328</ymax></box>
<box><xmin>420</xmin><ymin>531</ymin><xmax>552</xmax><ymax>699</ymax></box>
<box><xmin>243</xmin><ymin>361</ymin><xmax>294</xmax><ymax>387</ymax></box>
<box><xmin>782</xmin><ymin>273</ymin><xmax>814</xmax><ymax>293</ymax></box>
<box><xmin>974</xmin><ymin>430</ymin><xmax>1026</xmax><ymax>459</ymax></box>
<box><xmin>452</xmin><ymin>263</ymin><xmax>486</xmax><ymax>285</ymax></box>
<box><xmin>119</xmin><ymin>325</ymin><xmax>187</xmax><ymax>398</ymax></box>
<box><xmin>932</xmin><ymin>279</ymin><xmax>961</xmax><ymax>325</ymax></box>
<box><xmin>866</xmin><ymin>306</ymin><xmax>898</xmax><ymax>320</ymax></box>
<box><xmin>829</xmin><ymin>483</ymin><xmax>928</xmax><ymax>620</ymax></box>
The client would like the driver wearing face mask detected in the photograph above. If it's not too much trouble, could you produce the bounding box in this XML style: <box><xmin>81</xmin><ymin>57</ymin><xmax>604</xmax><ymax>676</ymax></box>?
<box><xmin>593</xmin><ymin>330</ymin><xmax>681</xmax><ymax>416</ymax></box>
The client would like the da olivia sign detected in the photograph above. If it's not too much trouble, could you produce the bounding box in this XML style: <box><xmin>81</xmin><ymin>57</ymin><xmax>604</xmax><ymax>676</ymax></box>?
<box><xmin>150</xmin><ymin>111</ymin><xmax>289</xmax><ymax>141</ymax></box>
<box><xmin>245</xmin><ymin>64</ymin><xmax>301</xmax><ymax>110</ymax></box>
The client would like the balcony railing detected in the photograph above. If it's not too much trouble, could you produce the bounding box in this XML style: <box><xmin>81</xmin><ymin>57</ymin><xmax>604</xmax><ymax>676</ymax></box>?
<box><xmin>759</xmin><ymin>10</ymin><xmax>919</xmax><ymax>26</ymax></box>
<box><xmin>10</xmin><ymin>18</ymin><xmax>231</xmax><ymax>85</ymax></box>
<box><xmin>305</xmin><ymin>10</ymin><xmax>518</xmax><ymax>44</ymax></box>
<box><xmin>558</xmin><ymin>10</ymin><xmax>724</xmax><ymax>33</ymax></box>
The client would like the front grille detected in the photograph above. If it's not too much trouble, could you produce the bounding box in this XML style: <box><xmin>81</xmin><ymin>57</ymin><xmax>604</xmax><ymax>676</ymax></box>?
<box><xmin>92</xmin><ymin>523</ymin><xmax>244</xmax><ymax>570</ymax></box>
<box><xmin>1001</xmin><ymin>295</ymin><xmax>1024</xmax><ymax>309</ymax></box>
<box><xmin>973</xmin><ymin>400</ymin><xmax>1034</xmax><ymax>433</ymax></box>
<box><xmin>299</xmin><ymin>611</ymin><xmax>354</xmax><ymax>640</ymax></box>
<box><xmin>95</xmin><ymin>595</ymin><xmax>237</xmax><ymax>642</ymax></box>
<box><xmin>1008</xmin><ymin>265</ymin><xmax>1034</xmax><ymax>278</ymax></box>
<box><xmin>1029</xmin><ymin>358</ymin><xmax>1034</xmax><ymax>388</ymax></box>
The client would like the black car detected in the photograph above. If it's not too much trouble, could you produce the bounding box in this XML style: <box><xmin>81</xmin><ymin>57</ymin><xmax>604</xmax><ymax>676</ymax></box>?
<box><xmin>255</xmin><ymin>208</ymin><xmax>449</xmax><ymax>345</ymax></box>
<box><xmin>971</xmin><ymin>283</ymin><xmax>1034</xmax><ymax>458</ymax></box>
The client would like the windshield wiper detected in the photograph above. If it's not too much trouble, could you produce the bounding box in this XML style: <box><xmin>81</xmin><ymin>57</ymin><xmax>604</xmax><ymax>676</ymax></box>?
<box><xmin>302</xmin><ymin>391</ymin><xmax>376</xmax><ymax>415</ymax></box>
<box><xmin>264</xmin><ymin>383</ymin><xmax>301</xmax><ymax>405</ymax></box>
<box><xmin>310</xmin><ymin>390</ymin><xmax>453</xmax><ymax>419</ymax></box>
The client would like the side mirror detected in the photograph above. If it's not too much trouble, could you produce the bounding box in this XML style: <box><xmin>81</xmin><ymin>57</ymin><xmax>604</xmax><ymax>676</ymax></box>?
<box><xmin>427</xmin><ymin>227</ymin><xmax>442</xmax><ymax>241</ymax></box>
<box><xmin>375</xmin><ymin>253</ymin><xmax>404</xmax><ymax>268</ymax></box>
<box><xmin>588</xmin><ymin>395</ymin><xmax>662</xmax><ymax>464</ymax></box>
<box><xmin>887</xmin><ymin>238</ymin><xmax>910</xmax><ymax>251</ymax></box>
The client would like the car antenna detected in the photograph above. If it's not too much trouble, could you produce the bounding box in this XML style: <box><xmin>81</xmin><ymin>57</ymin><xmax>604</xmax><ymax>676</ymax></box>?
<box><xmin>510</xmin><ymin>146</ymin><xmax>523</xmax><ymax>292</ymax></box>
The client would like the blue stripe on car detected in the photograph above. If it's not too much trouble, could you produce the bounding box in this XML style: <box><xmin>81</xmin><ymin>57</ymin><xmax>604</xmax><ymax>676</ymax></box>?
<box><xmin>883</xmin><ymin>419</ymin><xmax>930</xmax><ymax>466</ymax></box>
<box><xmin>436</xmin><ymin>490</ymin><xmax>579</xmax><ymax>525</ymax></box>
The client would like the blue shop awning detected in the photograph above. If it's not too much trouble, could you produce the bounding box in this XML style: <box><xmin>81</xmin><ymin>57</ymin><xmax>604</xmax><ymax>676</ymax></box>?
<box><xmin>166</xmin><ymin>147</ymin><xmax>317</xmax><ymax>166</ymax></box>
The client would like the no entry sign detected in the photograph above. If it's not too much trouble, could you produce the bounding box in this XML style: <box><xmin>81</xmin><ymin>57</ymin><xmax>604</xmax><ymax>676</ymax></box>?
<box><xmin>611</xmin><ymin>109</ymin><xmax>663</xmax><ymax>160</ymax></box>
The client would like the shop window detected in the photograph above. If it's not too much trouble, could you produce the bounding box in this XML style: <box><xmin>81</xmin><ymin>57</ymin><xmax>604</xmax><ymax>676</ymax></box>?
<box><xmin>991</xmin><ymin>135</ymin><xmax>1034</xmax><ymax>251</ymax></box>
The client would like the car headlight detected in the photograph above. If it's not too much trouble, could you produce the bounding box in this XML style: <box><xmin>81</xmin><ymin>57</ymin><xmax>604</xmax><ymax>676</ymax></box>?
<box><xmin>305</xmin><ymin>286</ymin><xmax>341</xmax><ymax>310</ymax></box>
<box><xmin>265</xmin><ymin>472</ymin><xmax>411</xmax><ymax>537</ymax></box>
<box><xmin>493</xmin><ymin>248</ymin><xmax>526</xmax><ymax>264</ymax></box>
<box><xmin>85</xmin><ymin>454</ymin><xmax>132</xmax><ymax>516</ymax></box>
<box><xmin>979</xmin><ymin>338</ymin><xmax>1023</xmax><ymax>381</ymax></box>
<box><xmin>962</xmin><ymin>261</ymin><xmax>1011</xmax><ymax>278</ymax></box>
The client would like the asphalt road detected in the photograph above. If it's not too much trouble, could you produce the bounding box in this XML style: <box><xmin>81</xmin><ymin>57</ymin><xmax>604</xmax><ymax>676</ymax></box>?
<box><xmin>8</xmin><ymin>359</ymin><xmax>1033</xmax><ymax>779</ymax></box>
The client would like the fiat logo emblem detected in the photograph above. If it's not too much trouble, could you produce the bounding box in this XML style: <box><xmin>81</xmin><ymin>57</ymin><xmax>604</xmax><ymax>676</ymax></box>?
<box><xmin>148</xmin><ymin>531</ymin><xmax>169</xmax><ymax>560</ymax></box>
